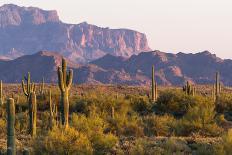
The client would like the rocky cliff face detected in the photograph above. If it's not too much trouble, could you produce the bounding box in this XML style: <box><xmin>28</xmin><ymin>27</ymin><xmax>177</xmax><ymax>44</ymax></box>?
<box><xmin>0</xmin><ymin>4</ymin><xmax>150</xmax><ymax>63</ymax></box>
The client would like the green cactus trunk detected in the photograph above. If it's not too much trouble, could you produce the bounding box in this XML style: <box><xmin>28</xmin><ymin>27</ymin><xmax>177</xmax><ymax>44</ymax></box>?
<box><xmin>39</xmin><ymin>77</ymin><xmax>45</xmax><ymax>96</ymax></box>
<box><xmin>111</xmin><ymin>107</ymin><xmax>115</xmax><ymax>119</ymax></box>
<box><xmin>0</xmin><ymin>80</ymin><xmax>3</xmax><ymax>105</ymax></box>
<box><xmin>183</xmin><ymin>81</ymin><xmax>196</xmax><ymax>96</ymax></box>
<box><xmin>60</xmin><ymin>91</ymin><xmax>69</xmax><ymax>128</ymax></box>
<box><xmin>7</xmin><ymin>98</ymin><xmax>16</xmax><ymax>155</ymax></box>
<box><xmin>151</xmin><ymin>65</ymin><xmax>158</xmax><ymax>102</ymax></box>
<box><xmin>49</xmin><ymin>89</ymin><xmax>56</xmax><ymax>130</ymax></box>
<box><xmin>29</xmin><ymin>92</ymin><xmax>37</xmax><ymax>137</ymax></box>
<box><xmin>57</xmin><ymin>58</ymin><xmax>73</xmax><ymax>129</ymax></box>
<box><xmin>215</xmin><ymin>72</ymin><xmax>220</xmax><ymax>104</ymax></box>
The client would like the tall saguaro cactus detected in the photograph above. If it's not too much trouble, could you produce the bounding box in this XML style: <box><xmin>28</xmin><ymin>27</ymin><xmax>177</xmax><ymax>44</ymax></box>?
<box><xmin>7</xmin><ymin>98</ymin><xmax>16</xmax><ymax>155</ymax></box>
<box><xmin>29</xmin><ymin>92</ymin><xmax>37</xmax><ymax>137</ymax></box>
<box><xmin>0</xmin><ymin>80</ymin><xmax>3</xmax><ymax>105</ymax></box>
<box><xmin>214</xmin><ymin>71</ymin><xmax>221</xmax><ymax>103</ymax></box>
<box><xmin>57</xmin><ymin>58</ymin><xmax>73</xmax><ymax>128</ymax></box>
<box><xmin>39</xmin><ymin>77</ymin><xmax>45</xmax><ymax>96</ymax></box>
<box><xmin>49</xmin><ymin>89</ymin><xmax>57</xmax><ymax>130</ymax></box>
<box><xmin>183</xmin><ymin>81</ymin><xmax>196</xmax><ymax>96</ymax></box>
<box><xmin>151</xmin><ymin>65</ymin><xmax>158</xmax><ymax>102</ymax></box>
<box><xmin>22</xmin><ymin>72</ymin><xmax>36</xmax><ymax>101</ymax></box>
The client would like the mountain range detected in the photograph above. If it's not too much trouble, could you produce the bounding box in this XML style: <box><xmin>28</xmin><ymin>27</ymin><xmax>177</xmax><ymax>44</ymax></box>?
<box><xmin>0</xmin><ymin>4</ymin><xmax>150</xmax><ymax>63</ymax></box>
<box><xmin>0</xmin><ymin>50</ymin><xmax>231</xmax><ymax>86</ymax></box>
<box><xmin>0</xmin><ymin>4</ymin><xmax>231</xmax><ymax>86</ymax></box>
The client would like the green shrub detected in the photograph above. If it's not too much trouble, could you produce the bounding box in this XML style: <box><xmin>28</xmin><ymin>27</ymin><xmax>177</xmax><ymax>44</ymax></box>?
<box><xmin>216</xmin><ymin>93</ymin><xmax>232</xmax><ymax>113</ymax></box>
<box><xmin>222</xmin><ymin>129</ymin><xmax>232</xmax><ymax>154</ymax></box>
<box><xmin>33</xmin><ymin>127</ymin><xmax>93</xmax><ymax>155</ymax></box>
<box><xmin>175</xmin><ymin>96</ymin><xmax>223</xmax><ymax>136</ymax></box>
<box><xmin>143</xmin><ymin>114</ymin><xmax>175</xmax><ymax>137</ymax></box>
<box><xmin>155</xmin><ymin>90</ymin><xmax>197</xmax><ymax>117</ymax></box>
<box><xmin>130</xmin><ymin>96</ymin><xmax>151</xmax><ymax>115</ymax></box>
<box><xmin>91</xmin><ymin>133</ymin><xmax>118</xmax><ymax>155</ymax></box>
<box><xmin>130</xmin><ymin>138</ymin><xmax>163</xmax><ymax>155</ymax></box>
<box><xmin>162</xmin><ymin>138</ymin><xmax>191</xmax><ymax>154</ymax></box>
<box><xmin>0</xmin><ymin>118</ymin><xmax>6</xmax><ymax>135</ymax></box>
<box><xmin>71</xmin><ymin>113</ymin><xmax>105</xmax><ymax>137</ymax></box>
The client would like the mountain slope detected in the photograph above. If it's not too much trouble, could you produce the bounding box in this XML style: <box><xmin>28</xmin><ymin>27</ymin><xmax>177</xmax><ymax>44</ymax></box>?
<box><xmin>92</xmin><ymin>50</ymin><xmax>232</xmax><ymax>86</ymax></box>
<box><xmin>0</xmin><ymin>4</ymin><xmax>150</xmax><ymax>63</ymax></box>
<box><xmin>0</xmin><ymin>50</ymin><xmax>231</xmax><ymax>86</ymax></box>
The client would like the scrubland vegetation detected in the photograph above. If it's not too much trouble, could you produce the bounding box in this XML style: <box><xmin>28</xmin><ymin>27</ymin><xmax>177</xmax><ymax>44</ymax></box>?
<box><xmin>0</xmin><ymin>61</ymin><xmax>232</xmax><ymax>155</ymax></box>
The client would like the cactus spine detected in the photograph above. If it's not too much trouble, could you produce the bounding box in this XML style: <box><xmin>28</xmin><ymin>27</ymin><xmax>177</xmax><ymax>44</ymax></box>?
<box><xmin>183</xmin><ymin>81</ymin><xmax>196</xmax><ymax>96</ymax></box>
<box><xmin>22</xmin><ymin>72</ymin><xmax>36</xmax><ymax>101</ymax></box>
<box><xmin>29</xmin><ymin>92</ymin><xmax>37</xmax><ymax>137</ymax></box>
<box><xmin>7</xmin><ymin>98</ymin><xmax>16</xmax><ymax>155</ymax></box>
<box><xmin>151</xmin><ymin>65</ymin><xmax>158</xmax><ymax>101</ymax></box>
<box><xmin>57</xmin><ymin>58</ymin><xmax>73</xmax><ymax>128</ymax></box>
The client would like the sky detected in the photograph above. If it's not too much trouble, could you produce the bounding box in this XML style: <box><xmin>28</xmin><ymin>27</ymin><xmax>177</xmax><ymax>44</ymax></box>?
<box><xmin>0</xmin><ymin>0</ymin><xmax>232</xmax><ymax>58</ymax></box>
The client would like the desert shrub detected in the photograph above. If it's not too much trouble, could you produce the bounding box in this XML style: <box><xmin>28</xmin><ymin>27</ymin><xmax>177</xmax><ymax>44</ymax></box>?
<box><xmin>216</xmin><ymin>93</ymin><xmax>232</xmax><ymax>113</ymax></box>
<box><xmin>15</xmin><ymin>112</ymin><xmax>28</xmax><ymax>133</ymax></box>
<box><xmin>162</xmin><ymin>138</ymin><xmax>191</xmax><ymax>154</ymax></box>
<box><xmin>33</xmin><ymin>127</ymin><xmax>93</xmax><ymax>155</ymax></box>
<box><xmin>130</xmin><ymin>96</ymin><xmax>152</xmax><ymax>115</ymax></box>
<box><xmin>155</xmin><ymin>90</ymin><xmax>197</xmax><ymax>117</ymax></box>
<box><xmin>194</xmin><ymin>143</ymin><xmax>224</xmax><ymax>155</ymax></box>
<box><xmin>71</xmin><ymin>98</ymin><xmax>90</xmax><ymax>115</ymax></box>
<box><xmin>91</xmin><ymin>133</ymin><xmax>118</xmax><ymax>155</ymax></box>
<box><xmin>129</xmin><ymin>138</ymin><xmax>163</xmax><ymax>155</ymax></box>
<box><xmin>143</xmin><ymin>114</ymin><xmax>175</xmax><ymax>137</ymax></box>
<box><xmin>71</xmin><ymin>113</ymin><xmax>105</xmax><ymax>137</ymax></box>
<box><xmin>0</xmin><ymin>118</ymin><xmax>6</xmax><ymax>135</ymax></box>
<box><xmin>222</xmin><ymin>129</ymin><xmax>232</xmax><ymax>155</ymax></box>
<box><xmin>175</xmin><ymin>97</ymin><xmax>223</xmax><ymax>136</ymax></box>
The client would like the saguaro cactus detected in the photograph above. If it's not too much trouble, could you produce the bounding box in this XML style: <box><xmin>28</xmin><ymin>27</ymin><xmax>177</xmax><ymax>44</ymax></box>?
<box><xmin>0</xmin><ymin>80</ymin><xmax>3</xmax><ymax>105</ymax></box>
<box><xmin>49</xmin><ymin>89</ymin><xmax>57</xmax><ymax>130</ymax></box>
<box><xmin>111</xmin><ymin>107</ymin><xmax>115</xmax><ymax>119</ymax></box>
<box><xmin>39</xmin><ymin>77</ymin><xmax>45</xmax><ymax>96</ymax></box>
<box><xmin>22</xmin><ymin>72</ymin><xmax>36</xmax><ymax>101</ymax></box>
<box><xmin>57</xmin><ymin>58</ymin><xmax>73</xmax><ymax>128</ymax></box>
<box><xmin>151</xmin><ymin>65</ymin><xmax>158</xmax><ymax>102</ymax></box>
<box><xmin>29</xmin><ymin>92</ymin><xmax>37</xmax><ymax>137</ymax></box>
<box><xmin>7</xmin><ymin>98</ymin><xmax>16</xmax><ymax>155</ymax></box>
<box><xmin>214</xmin><ymin>71</ymin><xmax>222</xmax><ymax>103</ymax></box>
<box><xmin>183</xmin><ymin>81</ymin><xmax>196</xmax><ymax>96</ymax></box>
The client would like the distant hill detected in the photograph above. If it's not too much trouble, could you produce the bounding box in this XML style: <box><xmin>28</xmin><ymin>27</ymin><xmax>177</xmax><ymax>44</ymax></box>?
<box><xmin>0</xmin><ymin>4</ymin><xmax>150</xmax><ymax>63</ymax></box>
<box><xmin>0</xmin><ymin>50</ymin><xmax>232</xmax><ymax>86</ymax></box>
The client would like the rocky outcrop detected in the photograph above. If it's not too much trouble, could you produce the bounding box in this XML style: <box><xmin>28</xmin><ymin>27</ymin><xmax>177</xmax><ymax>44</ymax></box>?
<box><xmin>0</xmin><ymin>4</ymin><xmax>150</xmax><ymax>63</ymax></box>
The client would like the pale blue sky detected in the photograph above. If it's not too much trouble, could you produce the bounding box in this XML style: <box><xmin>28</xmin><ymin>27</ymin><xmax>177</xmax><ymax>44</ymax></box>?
<box><xmin>0</xmin><ymin>0</ymin><xmax>232</xmax><ymax>58</ymax></box>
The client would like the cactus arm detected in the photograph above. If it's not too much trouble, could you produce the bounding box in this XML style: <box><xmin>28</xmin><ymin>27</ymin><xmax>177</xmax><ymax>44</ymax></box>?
<box><xmin>67</xmin><ymin>69</ymin><xmax>73</xmax><ymax>90</ymax></box>
<box><xmin>31</xmin><ymin>83</ymin><xmax>36</xmax><ymax>92</ymax></box>
<box><xmin>58</xmin><ymin>67</ymin><xmax>65</xmax><ymax>92</ymax></box>
<box><xmin>22</xmin><ymin>80</ymin><xmax>29</xmax><ymax>97</ymax></box>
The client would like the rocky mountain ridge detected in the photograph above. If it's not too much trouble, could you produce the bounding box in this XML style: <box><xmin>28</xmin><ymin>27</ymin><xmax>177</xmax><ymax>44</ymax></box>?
<box><xmin>0</xmin><ymin>50</ymin><xmax>231</xmax><ymax>86</ymax></box>
<box><xmin>0</xmin><ymin>4</ymin><xmax>150</xmax><ymax>63</ymax></box>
